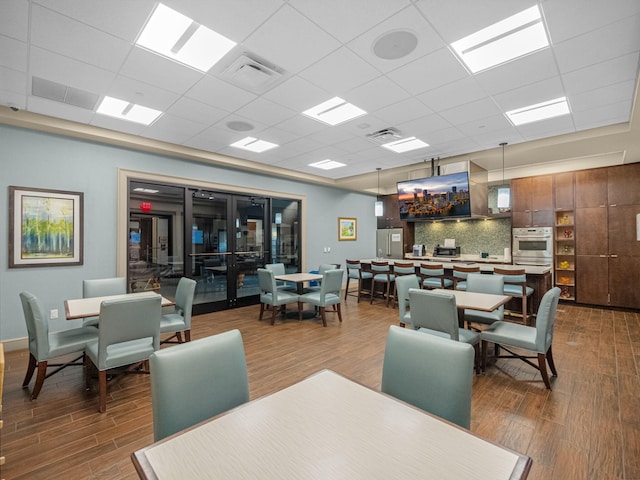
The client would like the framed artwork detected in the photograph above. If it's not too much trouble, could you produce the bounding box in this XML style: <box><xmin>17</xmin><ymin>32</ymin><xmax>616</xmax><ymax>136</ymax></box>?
<box><xmin>9</xmin><ymin>186</ymin><xmax>84</xmax><ymax>268</ymax></box>
<box><xmin>338</xmin><ymin>217</ymin><xmax>357</xmax><ymax>241</ymax></box>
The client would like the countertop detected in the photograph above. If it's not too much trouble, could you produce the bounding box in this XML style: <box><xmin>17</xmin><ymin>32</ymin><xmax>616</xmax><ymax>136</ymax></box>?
<box><xmin>405</xmin><ymin>254</ymin><xmax>511</xmax><ymax>264</ymax></box>
<box><xmin>363</xmin><ymin>257</ymin><xmax>552</xmax><ymax>275</ymax></box>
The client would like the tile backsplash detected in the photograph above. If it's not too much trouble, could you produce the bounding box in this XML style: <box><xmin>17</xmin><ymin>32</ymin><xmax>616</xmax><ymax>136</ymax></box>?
<box><xmin>414</xmin><ymin>217</ymin><xmax>511</xmax><ymax>256</ymax></box>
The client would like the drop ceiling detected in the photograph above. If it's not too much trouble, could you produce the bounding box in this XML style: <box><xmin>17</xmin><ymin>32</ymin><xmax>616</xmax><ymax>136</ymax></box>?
<box><xmin>1</xmin><ymin>0</ymin><xmax>639</xmax><ymax>194</ymax></box>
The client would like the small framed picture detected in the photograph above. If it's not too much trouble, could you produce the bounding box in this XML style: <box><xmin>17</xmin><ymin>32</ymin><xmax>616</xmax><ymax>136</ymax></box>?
<box><xmin>338</xmin><ymin>217</ymin><xmax>357</xmax><ymax>241</ymax></box>
<box><xmin>9</xmin><ymin>186</ymin><xmax>84</xmax><ymax>268</ymax></box>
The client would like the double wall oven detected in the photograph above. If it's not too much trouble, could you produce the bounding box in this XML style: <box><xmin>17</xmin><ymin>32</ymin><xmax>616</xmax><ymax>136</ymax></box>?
<box><xmin>512</xmin><ymin>227</ymin><xmax>553</xmax><ymax>266</ymax></box>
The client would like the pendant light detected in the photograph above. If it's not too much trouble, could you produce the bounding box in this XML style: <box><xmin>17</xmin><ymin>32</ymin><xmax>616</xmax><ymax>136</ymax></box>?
<box><xmin>497</xmin><ymin>142</ymin><xmax>510</xmax><ymax>209</ymax></box>
<box><xmin>374</xmin><ymin>167</ymin><xmax>384</xmax><ymax>217</ymax></box>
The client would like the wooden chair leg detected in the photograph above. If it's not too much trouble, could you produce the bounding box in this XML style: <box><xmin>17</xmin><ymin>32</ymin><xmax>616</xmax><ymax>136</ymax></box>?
<box><xmin>184</xmin><ymin>330</ymin><xmax>191</xmax><ymax>342</ymax></box>
<box><xmin>298</xmin><ymin>302</ymin><xmax>303</xmax><ymax>321</ymax></box>
<box><xmin>31</xmin><ymin>361</ymin><xmax>48</xmax><ymax>400</ymax></box>
<box><xmin>370</xmin><ymin>281</ymin><xmax>376</xmax><ymax>304</ymax></box>
<box><xmin>176</xmin><ymin>332</ymin><xmax>183</xmax><ymax>343</ymax></box>
<box><xmin>344</xmin><ymin>277</ymin><xmax>350</xmax><ymax>300</ymax></box>
<box><xmin>259</xmin><ymin>303</ymin><xmax>265</xmax><ymax>321</ymax></box>
<box><xmin>336</xmin><ymin>303</ymin><xmax>342</xmax><ymax>323</ymax></box>
<box><xmin>22</xmin><ymin>353</ymin><xmax>37</xmax><ymax>388</ymax></box>
<box><xmin>481</xmin><ymin>340</ymin><xmax>488</xmax><ymax>372</ymax></box>
<box><xmin>473</xmin><ymin>344</ymin><xmax>480</xmax><ymax>375</ymax></box>
<box><xmin>98</xmin><ymin>369</ymin><xmax>108</xmax><ymax>413</ymax></box>
<box><xmin>546</xmin><ymin>345</ymin><xmax>558</xmax><ymax>377</ymax></box>
<box><xmin>271</xmin><ymin>306</ymin><xmax>277</xmax><ymax>325</ymax></box>
<box><xmin>538</xmin><ymin>353</ymin><xmax>552</xmax><ymax>389</ymax></box>
<box><xmin>320</xmin><ymin>307</ymin><xmax>327</xmax><ymax>327</ymax></box>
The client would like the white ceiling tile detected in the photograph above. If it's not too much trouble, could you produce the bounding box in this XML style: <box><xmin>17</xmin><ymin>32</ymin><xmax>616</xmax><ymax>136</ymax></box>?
<box><xmin>299</xmin><ymin>48</ymin><xmax>380</xmax><ymax>94</ymax></box>
<box><xmin>573</xmin><ymin>100</ymin><xmax>633</xmax><ymax>130</ymax></box>
<box><xmin>290</xmin><ymin>0</ymin><xmax>410</xmax><ymax>43</ymax></box>
<box><xmin>456</xmin><ymin>114</ymin><xmax>513</xmax><ymax>137</ymax></box>
<box><xmin>554</xmin><ymin>14</ymin><xmax>640</xmax><ymax>74</ymax></box>
<box><xmin>213</xmin><ymin>113</ymin><xmax>268</xmax><ymax>136</ymax></box>
<box><xmin>0</xmin><ymin>89</ymin><xmax>26</xmax><ymax>110</ymax></box>
<box><xmin>307</xmin><ymin>127</ymin><xmax>355</xmax><ymax>146</ymax></box>
<box><xmin>234</xmin><ymin>98</ymin><xmax>297</xmax><ymax>126</ymax></box>
<box><xmin>516</xmin><ymin>115</ymin><xmax>576</xmax><ymax>139</ymax></box>
<box><xmin>166</xmin><ymin>97</ymin><xmax>230</xmax><ymax>126</ymax></box>
<box><xmin>347</xmin><ymin>76</ymin><xmax>411</xmax><ymax>113</ymax></box>
<box><xmin>562</xmin><ymin>53</ymin><xmax>640</xmax><ymax>96</ymax></box>
<box><xmin>347</xmin><ymin>5</ymin><xmax>445</xmax><ymax>72</ymax></box>
<box><xmin>106</xmin><ymin>75</ymin><xmax>180</xmax><ymax>111</ymax></box>
<box><xmin>417</xmin><ymin>76</ymin><xmax>487</xmax><ymax>113</ymax></box>
<box><xmin>26</xmin><ymin>95</ymin><xmax>96</xmax><ymax>123</ymax></box>
<box><xmin>253</xmin><ymin>126</ymin><xmax>299</xmax><ymax>145</ymax></box>
<box><xmin>89</xmin><ymin>112</ymin><xmax>147</xmax><ymax>135</ymax></box>
<box><xmin>0</xmin><ymin>66</ymin><xmax>26</xmax><ymax>95</ymax></box>
<box><xmin>396</xmin><ymin>113</ymin><xmax>453</xmax><ymax>138</ymax></box>
<box><xmin>0</xmin><ymin>35</ymin><xmax>28</xmax><ymax>72</ymax></box>
<box><xmin>243</xmin><ymin>5</ymin><xmax>341</xmax><ymax>74</ymax></box>
<box><xmin>386</xmin><ymin>48</ymin><xmax>468</xmax><ymax>95</ymax></box>
<box><xmin>183</xmin><ymin>125</ymin><xmax>230</xmax><ymax>152</ymax></box>
<box><xmin>143</xmin><ymin>114</ymin><xmax>208</xmax><ymax>145</ymax></box>
<box><xmin>186</xmin><ymin>75</ymin><xmax>257</xmax><ymax>113</ymax></box>
<box><xmin>274</xmin><ymin>115</ymin><xmax>327</xmax><ymax>137</ymax></box>
<box><xmin>1</xmin><ymin>0</ymin><xmax>29</xmax><ymax>42</ymax></box>
<box><xmin>492</xmin><ymin>77</ymin><xmax>565</xmax><ymax>112</ymax></box>
<box><xmin>333</xmin><ymin>137</ymin><xmax>378</xmax><ymax>154</ymax></box>
<box><xmin>439</xmin><ymin>97</ymin><xmax>503</xmax><ymax>125</ymax></box>
<box><xmin>373</xmin><ymin>97</ymin><xmax>432</xmax><ymax>125</ymax></box>
<box><xmin>570</xmin><ymin>80</ymin><xmax>636</xmax><ymax>114</ymax></box>
<box><xmin>262</xmin><ymin>75</ymin><xmax>329</xmax><ymax>112</ymax></box>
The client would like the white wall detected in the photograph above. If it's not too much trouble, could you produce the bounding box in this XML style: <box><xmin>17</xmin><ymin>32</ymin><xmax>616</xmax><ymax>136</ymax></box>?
<box><xmin>0</xmin><ymin>125</ymin><xmax>377</xmax><ymax>342</ymax></box>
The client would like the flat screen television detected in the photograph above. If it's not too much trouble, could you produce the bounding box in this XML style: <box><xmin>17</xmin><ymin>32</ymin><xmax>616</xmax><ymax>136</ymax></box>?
<box><xmin>397</xmin><ymin>171</ymin><xmax>472</xmax><ymax>221</ymax></box>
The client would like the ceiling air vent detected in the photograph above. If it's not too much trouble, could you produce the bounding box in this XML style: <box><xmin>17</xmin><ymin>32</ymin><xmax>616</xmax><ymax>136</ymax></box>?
<box><xmin>220</xmin><ymin>54</ymin><xmax>283</xmax><ymax>92</ymax></box>
<box><xmin>32</xmin><ymin>77</ymin><xmax>99</xmax><ymax>110</ymax></box>
<box><xmin>366</xmin><ymin>127</ymin><xmax>402</xmax><ymax>144</ymax></box>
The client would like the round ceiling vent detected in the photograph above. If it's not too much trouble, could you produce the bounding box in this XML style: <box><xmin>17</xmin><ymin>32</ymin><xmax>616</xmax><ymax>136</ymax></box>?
<box><xmin>372</xmin><ymin>30</ymin><xmax>418</xmax><ymax>60</ymax></box>
<box><xmin>226</xmin><ymin>121</ymin><xmax>254</xmax><ymax>132</ymax></box>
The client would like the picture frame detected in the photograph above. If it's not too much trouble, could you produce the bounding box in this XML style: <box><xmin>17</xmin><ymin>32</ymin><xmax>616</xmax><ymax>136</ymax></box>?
<box><xmin>9</xmin><ymin>186</ymin><xmax>84</xmax><ymax>268</ymax></box>
<box><xmin>338</xmin><ymin>217</ymin><xmax>357</xmax><ymax>241</ymax></box>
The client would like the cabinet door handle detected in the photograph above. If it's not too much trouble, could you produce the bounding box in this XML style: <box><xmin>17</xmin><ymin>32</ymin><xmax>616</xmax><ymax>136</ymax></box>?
<box><xmin>610</xmin><ymin>204</ymin><xmax>617</xmax><ymax>207</ymax></box>
<box><xmin>599</xmin><ymin>205</ymin><xmax>606</xmax><ymax>208</ymax></box>
<box><xmin>610</xmin><ymin>254</ymin><xmax>618</xmax><ymax>258</ymax></box>
<box><xmin>599</xmin><ymin>255</ymin><xmax>608</xmax><ymax>258</ymax></box>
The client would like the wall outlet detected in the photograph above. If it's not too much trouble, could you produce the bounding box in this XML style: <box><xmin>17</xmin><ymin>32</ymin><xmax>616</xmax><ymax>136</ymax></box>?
<box><xmin>50</xmin><ymin>309</ymin><xmax>58</xmax><ymax>319</ymax></box>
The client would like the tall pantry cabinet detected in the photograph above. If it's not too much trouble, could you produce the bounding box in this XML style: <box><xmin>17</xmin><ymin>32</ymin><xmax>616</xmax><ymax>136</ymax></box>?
<box><xmin>575</xmin><ymin>163</ymin><xmax>640</xmax><ymax>309</ymax></box>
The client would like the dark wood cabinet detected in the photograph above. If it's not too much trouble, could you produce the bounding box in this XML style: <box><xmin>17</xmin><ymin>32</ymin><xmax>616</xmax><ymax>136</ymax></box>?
<box><xmin>511</xmin><ymin>176</ymin><xmax>554</xmax><ymax>227</ymax></box>
<box><xmin>575</xmin><ymin>164</ymin><xmax>640</xmax><ymax>309</ymax></box>
<box><xmin>377</xmin><ymin>194</ymin><xmax>403</xmax><ymax>229</ymax></box>
<box><xmin>554</xmin><ymin>172</ymin><xmax>574</xmax><ymax>210</ymax></box>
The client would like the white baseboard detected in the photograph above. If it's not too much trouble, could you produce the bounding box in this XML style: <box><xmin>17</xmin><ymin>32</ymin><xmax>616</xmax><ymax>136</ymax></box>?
<box><xmin>1</xmin><ymin>337</ymin><xmax>28</xmax><ymax>352</ymax></box>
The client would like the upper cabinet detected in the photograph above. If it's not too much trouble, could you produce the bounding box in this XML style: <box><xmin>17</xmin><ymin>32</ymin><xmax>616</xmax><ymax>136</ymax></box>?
<box><xmin>575</xmin><ymin>168</ymin><xmax>608</xmax><ymax>208</ymax></box>
<box><xmin>607</xmin><ymin>163</ymin><xmax>640</xmax><ymax>206</ymax></box>
<box><xmin>377</xmin><ymin>194</ymin><xmax>403</xmax><ymax>229</ymax></box>
<box><xmin>554</xmin><ymin>172</ymin><xmax>574</xmax><ymax>210</ymax></box>
<box><xmin>511</xmin><ymin>175</ymin><xmax>554</xmax><ymax>228</ymax></box>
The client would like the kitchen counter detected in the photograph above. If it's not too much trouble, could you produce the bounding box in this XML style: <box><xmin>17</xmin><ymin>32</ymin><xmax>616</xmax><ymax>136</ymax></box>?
<box><xmin>365</xmin><ymin>258</ymin><xmax>551</xmax><ymax>275</ymax></box>
<box><xmin>405</xmin><ymin>253</ymin><xmax>512</xmax><ymax>265</ymax></box>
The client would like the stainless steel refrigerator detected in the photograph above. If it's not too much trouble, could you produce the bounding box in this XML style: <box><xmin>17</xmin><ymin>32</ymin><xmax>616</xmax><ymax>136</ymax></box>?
<box><xmin>376</xmin><ymin>228</ymin><xmax>404</xmax><ymax>259</ymax></box>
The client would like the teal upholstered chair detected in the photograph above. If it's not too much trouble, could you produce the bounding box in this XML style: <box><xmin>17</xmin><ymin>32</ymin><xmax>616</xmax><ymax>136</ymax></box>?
<box><xmin>452</xmin><ymin>265</ymin><xmax>479</xmax><ymax>291</ymax></box>
<box><xmin>394</xmin><ymin>274</ymin><xmax>420</xmax><ymax>328</ymax></box>
<box><xmin>480</xmin><ymin>287</ymin><xmax>561</xmax><ymax>389</ymax></box>
<box><xmin>463</xmin><ymin>273</ymin><xmax>504</xmax><ymax>328</ymax></box>
<box><xmin>258</xmin><ymin>268</ymin><xmax>299</xmax><ymax>325</ymax></box>
<box><xmin>390</xmin><ymin>262</ymin><xmax>416</xmax><ymax>307</ymax></box>
<box><xmin>150</xmin><ymin>329</ymin><xmax>250</xmax><ymax>441</ymax></box>
<box><xmin>494</xmin><ymin>267</ymin><xmax>534</xmax><ymax>325</ymax></box>
<box><xmin>344</xmin><ymin>260</ymin><xmax>373</xmax><ymax>302</ymax></box>
<box><xmin>381</xmin><ymin>325</ymin><xmax>474</xmax><ymax>429</ymax></box>
<box><xmin>265</xmin><ymin>263</ymin><xmax>295</xmax><ymax>291</ymax></box>
<box><xmin>298</xmin><ymin>269</ymin><xmax>344</xmax><ymax>326</ymax></box>
<box><xmin>409</xmin><ymin>288</ymin><xmax>480</xmax><ymax>373</ymax></box>
<box><xmin>305</xmin><ymin>263</ymin><xmax>338</xmax><ymax>293</ymax></box>
<box><xmin>160</xmin><ymin>277</ymin><xmax>196</xmax><ymax>343</ymax></box>
<box><xmin>20</xmin><ymin>291</ymin><xmax>98</xmax><ymax>400</ymax></box>
<box><xmin>418</xmin><ymin>263</ymin><xmax>453</xmax><ymax>289</ymax></box>
<box><xmin>82</xmin><ymin>277</ymin><xmax>127</xmax><ymax>327</ymax></box>
<box><xmin>85</xmin><ymin>294</ymin><xmax>162</xmax><ymax>412</ymax></box>
<box><xmin>369</xmin><ymin>261</ymin><xmax>395</xmax><ymax>307</ymax></box>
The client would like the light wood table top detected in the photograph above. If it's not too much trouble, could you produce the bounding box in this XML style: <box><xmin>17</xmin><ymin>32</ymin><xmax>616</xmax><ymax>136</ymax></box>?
<box><xmin>274</xmin><ymin>272</ymin><xmax>323</xmax><ymax>283</ymax></box>
<box><xmin>64</xmin><ymin>292</ymin><xmax>174</xmax><ymax>320</ymax></box>
<box><xmin>432</xmin><ymin>288</ymin><xmax>512</xmax><ymax>312</ymax></box>
<box><xmin>132</xmin><ymin>369</ymin><xmax>530</xmax><ymax>480</ymax></box>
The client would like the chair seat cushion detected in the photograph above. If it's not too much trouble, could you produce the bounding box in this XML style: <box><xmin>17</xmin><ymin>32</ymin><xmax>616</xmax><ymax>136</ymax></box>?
<box><xmin>46</xmin><ymin>327</ymin><xmax>99</xmax><ymax>361</ymax></box>
<box><xmin>86</xmin><ymin>338</ymin><xmax>156</xmax><ymax>370</ymax></box>
<box><xmin>503</xmin><ymin>285</ymin><xmax>534</xmax><ymax>297</ymax></box>
<box><xmin>373</xmin><ymin>273</ymin><xmax>394</xmax><ymax>282</ymax></box>
<box><xmin>423</xmin><ymin>278</ymin><xmax>453</xmax><ymax>288</ymax></box>
<box><xmin>360</xmin><ymin>272</ymin><xmax>373</xmax><ymax>279</ymax></box>
<box><xmin>464</xmin><ymin>308</ymin><xmax>502</xmax><ymax>325</ymax></box>
<box><xmin>298</xmin><ymin>292</ymin><xmax>341</xmax><ymax>307</ymax></box>
<box><xmin>260</xmin><ymin>291</ymin><xmax>299</xmax><ymax>306</ymax></box>
<box><xmin>417</xmin><ymin>327</ymin><xmax>479</xmax><ymax>345</ymax></box>
<box><xmin>480</xmin><ymin>321</ymin><xmax>538</xmax><ymax>352</ymax></box>
<box><xmin>455</xmin><ymin>282</ymin><xmax>468</xmax><ymax>291</ymax></box>
<box><xmin>160</xmin><ymin>313</ymin><xmax>187</xmax><ymax>333</ymax></box>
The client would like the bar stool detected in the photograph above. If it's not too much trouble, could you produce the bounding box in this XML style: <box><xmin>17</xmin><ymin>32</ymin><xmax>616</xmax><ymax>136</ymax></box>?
<box><xmin>493</xmin><ymin>267</ymin><xmax>534</xmax><ymax>325</ymax></box>
<box><xmin>370</xmin><ymin>261</ymin><xmax>395</xmax><ymax>307</ymax></box>
<box><xmin>453</xmin><ymin>265</ymin><xmax>480</xmax><ymax>291</ymax></box>
<box><xmin>344</xmin><ymin>260</ymin><xmax>373</xmax><ymax>302</ymax></box>
<box><xmin>391</xmin><ymin>262</ymin><xmax>416</xmax><ymax>307</ymax></box>
<box><xmin>418</xmin><ymin>263</ymin><xmax>453</xmax><ymax>289</ymax></box>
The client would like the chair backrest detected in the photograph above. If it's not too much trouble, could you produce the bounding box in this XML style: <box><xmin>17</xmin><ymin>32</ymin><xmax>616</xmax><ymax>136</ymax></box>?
<box><xmin>318</xmin><ymin>263</ymin><xmax>337</xmax><ymax>274</ymax></box>
<box><xmin>319</xmin><ymin>269</ymin><xmax>344</xmax><ymax>300</ymax></box>
<box><xmin>466</xmin><ymin>273</ymin><xmax>505</xmax><ymax>314</ymax></box>
<box><xmin>420</xmin><ymin>263</ymin><xmax>445</xmax><ymax>277</ymax></box>
<box><xmin>453</xmin><ymin>265</ymin><xmax>480</xmax><ymax>279</ymax></box>
<box><xmin>83</xmin><ymin>277</ymin><xmax>127</xmax><ymax>298</ymax></box>
<box><xmin>97</xmin><ymin>295</ymin><xmax>162</xmax><ymax>370</ymax></box>
<box><xmin>265</xmin><ymin>263</ymin><xmax>286</xmax><ymax>276</ymax></box>
<box><xmin>381</xmin><ymin>325</ymin><xmax>474</xmax><ymax>428</ymax></box>
<box><xmin>172</xmin><ymin>277</ymin><xmax>197</xmax><ymax>328</ymax></box>
<box><xmin>409</xmin><ymin>288</ymin><xmax>459</xmax><ymax>340</ymax></box>
<box><xmin>20</xmin><ymin>291</ymin><xmax>50</xmax><ymax>360</ymax></box>
<box><xmin>392</xmin><ymin>262</ymin><xmax>415</xmax><ymax>276</ymax></box>
<box><xmin>150</xmin><ymin>329</ymin><xmax>250</xmax><ymax>441</ymax></box>
<box><xmin>534</xmin><ymin>287</ymin><xmax>561</xmax><ymax>352</ymax></box>
<box><xmin>493</xmin><ymin>267</ymin><xmax>527</xmax><ymax>292</ymax></box>
<box><xmin>395</xmin><ymin>274</ymin><xmax>420</xmax><ymax>325</ymax></box>
<box><xmin>258</xmin><ymin>268</ymin><xmax>276</xmax><ymax>294</ymax></box>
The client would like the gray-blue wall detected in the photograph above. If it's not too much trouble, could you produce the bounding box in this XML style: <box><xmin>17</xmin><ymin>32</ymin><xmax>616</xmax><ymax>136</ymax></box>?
<box><xmin>0</xmin><ymin>125</ymin><xmax>377</xmax><ymax>341</ymax></box>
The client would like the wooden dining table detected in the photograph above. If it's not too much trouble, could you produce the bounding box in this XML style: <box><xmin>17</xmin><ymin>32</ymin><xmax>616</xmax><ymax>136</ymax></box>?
<box><xmin>274</xmin><ymin>272</ymin><xmax>323</xmax><ymax>294</ymax></box>
<box><xmin>64</xmin><ymin>291</ymin><xmax>174</xmax><ymax>320</ymax></box>
<box><xmin>132</xmin><ymin>369</ymin><xmax>530</xmax><ymax>479</ymax></box>
<box><xmin>431</xmin><ymin>288</ymin><xmax>512</xmax><ymax>327</ymax></box>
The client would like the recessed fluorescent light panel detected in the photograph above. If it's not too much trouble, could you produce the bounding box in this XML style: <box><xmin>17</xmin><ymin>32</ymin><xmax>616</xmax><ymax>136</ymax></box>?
<box><xmin>133</xmin><ymin>187</ymin><xmax>159</xmax><ymax>194</ymax></box>
<box><xmin>96</xmin><ymin>96</ymin><xmax>163</xmax><ymax>125</ymax></box>
<box><xmin>308</xmin><ymin>159</ymin><xmax>346</xmax><ymax>170</ymax></box>
<box><xmin>505</xmin><ymin>97</ymin><xmax>570</xmax><ymax>126</ymax></box>
<box><xmin>136</xmin><ymin>3</ymin><xmax>236</xmax><ymax>72</ymax></box>
<box><xmin>381</xmin><ymin>137</ymin><xmax>429</xmax><ymax>153</ymax></box>
<box><xmin>302</xmin><ymin>97</ymin><xmax>367</xmax><ymax>126</ymax></box>
<box><xmin>230</xmin><ymin>137</ymin><xmax>279</xmax><ymax>153</ymax></box>
<box><xmin>450</xmin><ymin>5</ymin><xmax>550</xmax><ymax>73</ymax></box>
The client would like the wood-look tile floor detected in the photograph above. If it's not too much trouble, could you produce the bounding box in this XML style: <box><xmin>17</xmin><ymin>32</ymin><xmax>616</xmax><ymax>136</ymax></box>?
<box><xmin>1</xmin><ymin>298</ymin><xmax>639</xmax><ymax>479</ymax></box>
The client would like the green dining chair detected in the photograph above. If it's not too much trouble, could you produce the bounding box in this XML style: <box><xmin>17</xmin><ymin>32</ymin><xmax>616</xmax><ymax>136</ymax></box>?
<box><xmin>85</xmin><ymin>294</ymin><xmax>162</xmax><ymax>412</ymax></box>
<box><xmin>394</xmin><ymin>274</ymin><xmax>420</xmax><ymax>328</ymax></box>
<box><xmin>82</xmin><ymin>277</ymin><xmax>127</xmax><ymax>327</ymax></box>
<box><xmin>150</xmin><ymin>329</ymin><xmax>250</xmax><ymax>441</ymax></box>
<box><xmin>297</xmin><ymin>269</ymin><xmax>344</xmax><ymax>326</ymax></box>
<box><xmin>20</xmin><ymin>291</ymin><xmax>98</xmax><ymax>400</ymax></box>
<box><xmin>344</xmin><ymin>260</ymin><xmax>373</xmax><ymax>302</ymax></box>
<box><xmin>160</xmin><ymin>277</ymin><xmax>196</xmax><ymax>343</ymax></box>
<box><xmin>258</xmin><ymin>268</ymin><xmax>300</xmax><ymax>325</ymax></box>
<box><xmin>480</xmin><ymin>287</ymin><xmax>561</xmax><ymax>389</ymax></box>
<box><xmin>463</xmin><ymin>273</ymin><xmax>504</xmax><ymax>329</ymax></box>
<box><xmin>381</xmin><ymin>325</ymin><xmax>474</xmax><ymax>429</ymax></box>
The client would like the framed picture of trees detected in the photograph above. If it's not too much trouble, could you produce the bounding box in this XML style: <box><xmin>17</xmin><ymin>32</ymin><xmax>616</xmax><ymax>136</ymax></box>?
<box><xmin>9</xmin><ymin>186</ymin><xmax>83</xmax><ymax>268</ymax></box>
